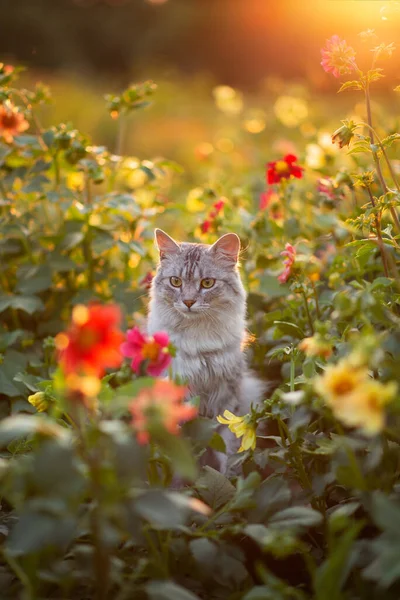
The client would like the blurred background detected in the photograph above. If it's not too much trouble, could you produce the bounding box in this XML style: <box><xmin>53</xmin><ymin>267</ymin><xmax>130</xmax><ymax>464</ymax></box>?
<box><xmin>1</xmin><ymin>0</ymin><xmax>400</xmax><ymax>166</ymax></box>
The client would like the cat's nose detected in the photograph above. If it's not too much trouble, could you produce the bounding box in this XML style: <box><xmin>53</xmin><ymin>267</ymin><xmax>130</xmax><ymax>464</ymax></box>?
<box><xmin>183</xmin><ymin>299</ymin><xmax>196</xmax><ymax>308</ymax></box>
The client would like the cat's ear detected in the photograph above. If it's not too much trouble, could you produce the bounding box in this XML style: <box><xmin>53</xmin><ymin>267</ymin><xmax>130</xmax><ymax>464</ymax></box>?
<box><xmin>210</xmin><ymin>233</ymin><xmax>240</xmax><ymax>263</ymax></box>
<box><xmin>154</xmin><ymin>229</ymin><xmax>180</xmax><ymax>259</ymax></box>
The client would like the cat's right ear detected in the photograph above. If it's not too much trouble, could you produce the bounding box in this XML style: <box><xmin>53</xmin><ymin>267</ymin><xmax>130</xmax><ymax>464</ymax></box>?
<box><xmin>154</xmin><ymin>229</ymin><xmax>180</xmax><ymax>259</ymax></box>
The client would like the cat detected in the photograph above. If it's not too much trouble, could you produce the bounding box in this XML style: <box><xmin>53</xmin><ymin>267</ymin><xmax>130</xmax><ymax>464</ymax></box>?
<box><xmin>147</xmin><ymin>228</ymin><xmax>265</xmax><ymax>472</ymax></box>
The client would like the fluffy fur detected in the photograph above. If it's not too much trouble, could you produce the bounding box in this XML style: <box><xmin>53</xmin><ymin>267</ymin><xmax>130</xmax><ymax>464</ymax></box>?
<box><xmin>147</xmin><ymin>229</ymin><xmax>265</xmax><ymax>470</ymax></box>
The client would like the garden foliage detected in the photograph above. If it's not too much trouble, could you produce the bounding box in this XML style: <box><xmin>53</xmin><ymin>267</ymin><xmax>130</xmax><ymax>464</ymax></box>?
<box><xmin>1</xmin><ymin>33</ymin><xmax>400</xmax><ymax>600</ymax></box>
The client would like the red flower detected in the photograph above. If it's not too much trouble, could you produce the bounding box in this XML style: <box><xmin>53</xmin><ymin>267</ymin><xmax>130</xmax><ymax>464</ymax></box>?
<box><xmin>121</xmin><ymin>326</ymin><xmax>172</xmax><ymax>377</ymax></box>
<box><xmin>200</xmin><ymin>219</ymin><xmax>212</xmax><ymax>234</ymax></box>
<box><xmin>209</xmin><ymin>198</ymin><xmax>225</xmax><ymax>218</ymax></box>
<box><xmin>0</xmin><ymin>102</ymin><xmax>29</xmax><ymax>143</ymax></box>
<box><xmin>55</xmin><ymin>304</ymin><xmax>124</xmax><ymax>377</ymax></box>
<box><xmin>140</xmin><ymin>271</ymin><xmax>154</xmax><ymax>290</ymax></box>
<box><xmin>278</xmin><ymin>243</ymin><xmax>296</xmax><ymax>284</ymax></box>
<box><xmin>321</xmin><ymin>35</ymin><xmax>356</xmax><ymax>78</ymax></box>
<box><xmin>266</xmin><ymin>154</ymin><xmax>304</xmax><ymax>185</ymax></box>
<box><xmin>129</xmin><ymin>380</ymin><xmax>197</xmax><ymax>444</ymax></box>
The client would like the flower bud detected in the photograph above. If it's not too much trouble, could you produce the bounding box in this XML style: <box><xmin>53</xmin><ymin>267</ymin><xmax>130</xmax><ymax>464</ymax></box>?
<box><xmin>332</xmin><ymin>120</ymin><xmax>357</xmax><ymax>148</ymax></box>
<box><xmin>28</xmin><ymin>392</ymin><xmax>49</xmax><ymax>413</ymax></box>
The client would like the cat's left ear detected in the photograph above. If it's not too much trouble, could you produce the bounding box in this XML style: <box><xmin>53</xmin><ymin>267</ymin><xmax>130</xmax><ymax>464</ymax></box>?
<box><xmin>210</xmin><ymin>233</ymin><xmax>240</xmax><ymax>263</ymax></box>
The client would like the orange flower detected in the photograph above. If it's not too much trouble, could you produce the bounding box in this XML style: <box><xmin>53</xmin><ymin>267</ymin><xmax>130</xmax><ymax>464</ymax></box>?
<box><xmin>129</xmin><ymin>380</ymin><xmax>197</xmax><ymax>444</ymax></box>
<box><xmin>0</xmin><ymin>102</ymin><xmax>29</xmax><ymax>143</ymax></box>
<box><xmin>55</xmin><ymin>304</ymin><xmax>124</xmax><ymax>377</ymax></box>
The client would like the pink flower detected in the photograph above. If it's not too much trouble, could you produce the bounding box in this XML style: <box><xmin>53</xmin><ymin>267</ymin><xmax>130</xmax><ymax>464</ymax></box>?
<box><xmin>321</xmin><ymin>35</ymin><xmax>356</xmax><ymax>78</ymax></box>
<box><xmin>121</xmin><ymin>327</ymin><xmax>172</xmax><ymax>377</ymax></box>
<box><xmin>278</xmin><ymin>243</ymin><xmax>296</xmax><ymax>284</ymax></box>
<box><xmin>317</xmin><ymin>178</ymin><xmax>345</xmax><ymax>202</ymax></box>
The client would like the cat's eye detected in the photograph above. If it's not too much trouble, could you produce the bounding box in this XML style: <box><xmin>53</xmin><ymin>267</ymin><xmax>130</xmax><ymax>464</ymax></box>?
<box><xmin>201</xmin><ymin>278</ymin><xmax>216</xmax><ymax>289</ymax></box>
<box><xmin>170</xmin><ymin>276</ymin><xmax>182</xmax><ymax>287</ymax></box>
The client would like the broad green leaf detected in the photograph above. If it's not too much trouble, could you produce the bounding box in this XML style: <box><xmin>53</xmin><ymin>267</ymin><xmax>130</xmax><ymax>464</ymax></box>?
<box><xmin>338</xmin><ymin>80</ymin><xmax>363</xmax><ymax>93</ymax></box>
<box><xmin>195</xmin><ymin>466</ymin><xmax>235</xmax><ymax>510</ymax></box>
<box><xmin>268</xmin><ymin>506</ymin><xmax>323</xmax><ymax>529</ymax></box>
<box><xmin>146</xmin><ymin>581</ymin><xmax>200</xmax><ymax>600</ymax></box>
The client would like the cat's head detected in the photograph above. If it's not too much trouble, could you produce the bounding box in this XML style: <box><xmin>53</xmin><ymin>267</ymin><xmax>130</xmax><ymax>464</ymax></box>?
<box><xmin>151</xmin><ymin>229</ymin><xmax>246</xmax><ymax>317</ymax></box>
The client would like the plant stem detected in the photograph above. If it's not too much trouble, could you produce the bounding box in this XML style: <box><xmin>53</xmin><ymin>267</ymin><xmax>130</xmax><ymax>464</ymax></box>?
<box><xmin>366</xmin><ymin>186</ymin><xmax>390</xmax><ymax>278</ymax></box>
<box><xmin>364</xmin><ymin>87</ymin><xmax>400</xmax><ymax>232</ymax></box>
<box><xmin>301</xmin><ymin>290</ymin><xmax>314</xmax><ymax>335</ymax></box>
<box><xmin>289</xmin><ymin>353</ymin><xmax>295</xmax><ymax>393</ymax></box>
<box><xmin>311</xmin><ymin>281</ymin><xmax>321</xmax><ymax>320</ymax></box>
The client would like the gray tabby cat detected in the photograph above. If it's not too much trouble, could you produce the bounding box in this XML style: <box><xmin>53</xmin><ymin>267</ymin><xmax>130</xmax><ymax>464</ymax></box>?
<box><xmin>147</xmin><ymin>229</ymin><xmax>265</xmax><ymax>472</ymax></box>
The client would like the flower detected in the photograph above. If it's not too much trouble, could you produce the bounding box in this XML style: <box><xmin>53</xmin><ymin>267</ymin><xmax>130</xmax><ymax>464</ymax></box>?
<box><xmin>317</xmin><ymin>178</ymin><xmax>345</xmax><ymax>202</ymax></box>
<box><xmin>278</xmin><ymin>243</ymin><xmax>296</xmax><ymax>284</ymax></box>
<box><xmin>332</xmin><ymin>120</ymin><xmax>358</xmax><ymax>148</ymax></box>
<box><xmin>315</xmin><ymin>360</ymin><xmax>368</xmax><ymax>403</ymax></box>
<box><xmin>140</xmin><ymin>271</ymin><xmax>154</xmax><ymax>290</ymax></box>
<box><xmin>209</xmin><ymin>198</ymin><xmax>225</xmax><ymax>218</ymax></box>
<box><xmin>28</xmin><ymin>391</ymin><xmax>49</xmax><ymax>413</ymax></box>
<box><xmin>316</xmin><ymin>359</ymin><xmax>397</xmax><ymax>435</ymax></box>
<box><xmin>129</xmin><ymin>380</ymin><xmax>197</xmax><ymax>444</ymax></box>
<box><xmin>320</xmin><ymin>35</ymin><xmax>356</xmax><ymax>78</ymax></box>
<box><xmin>266</xmin><ymin>154</ymin><xmax>304</xmax><ymax>185</ymax></box>
<box><xmin>334</xmin><ymin>379</ymin><xmax>397</xmax><ymax>435</ymax></box>
<box><xmin>200</xmin><ymin>220</ymin><xmax>211</xmax><ymax>234</ymax></box>
<box><xmin>55</xmin><ymin>304</ymin><xmax>124</xmax><ymax>377</ymax></box>
<box><xmin>217</xmin><ymin>410</ymin><xmax>257</xmax><ymax>452</ymax></box>
<box><xmin>0</xmin><ymin>102</ymin><xmax>29</xmax><ymax>143</ymax></box>
<box><xmin>121</xmin><ymin>326</ymin><xmax>172</xmax><ymax>377</ymax></box>
<box><xmin>299</xmin><ymin>336</ymin><xmax>332</xmax><ymax>359</ymax></box>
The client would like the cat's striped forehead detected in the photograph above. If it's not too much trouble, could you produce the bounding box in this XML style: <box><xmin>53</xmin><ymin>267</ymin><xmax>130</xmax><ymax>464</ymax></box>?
<box><xmin>157</xmin><ymin>241</ymin><xmax>232</xmax><ymax>280</ymax></box>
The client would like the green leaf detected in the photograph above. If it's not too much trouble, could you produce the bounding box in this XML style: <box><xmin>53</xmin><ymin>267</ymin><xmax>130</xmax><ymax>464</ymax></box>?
<box><xmin>273</xmin><ymin>321</ymin><xmax>305</xmax><ymax>339</ymax></box>
<box><xmin>314</xmin><ymin>521</ymin><xmax>363</xmax><ymax>600</ymax></box>
<box><xmin>370</xmin><ymin>492</ymin><xmax>400</xmax><ymax>532</ymax></box>
<box><xmin>268</xmin><ymin>506</ymin><xmax>323</xmax><ymax>529</ymax></box>
<box><xmin>16</xmin><ymin>265</ymin><xmax>52</xmax><ymax>295</ymax></box>
<box><xmin>134</xmin><ymin>490</ymin><xmax>203</xmax><ymax>530</ymax></box>
<box><xmin>146</xmin><ymin>581</ymin><xmax>200</xmax><ymax>600</ymax></box>
<box><xmin>189</xmin><ymin>538</ymin><xmax>218</xmax><ymax>575</ymax></box>
<box><xmin>0</xmin><ymin>295</ymin><xmax>44</xmax><ymax>314</ymax></box>
<box><xmin>6</xmin><ymin>511</ymin><xmax>76</xmax><ymax>556</ymax></box>
<box><xmin>0</xmin><ymin>415</ymin><xmax>68</xmax><ymax>448</ymax></box>
<box><xmin>337</xmin><ymin>80</ymin><xmax>363</xmax><ymax>93</ymax></box>
<box><xmin>60</xmin><ymin>231</ymin><xmax>85</xmax><ymax>251</ymax></box>
<box><xmin>195</xmin><ymin>466</ymin><xmax>235</xmax><ymax>510</ymax></box>
<box><xmin>259</xmin><ymin>275</ymin><xmax>289</xmax><ymax>298</ymax></box>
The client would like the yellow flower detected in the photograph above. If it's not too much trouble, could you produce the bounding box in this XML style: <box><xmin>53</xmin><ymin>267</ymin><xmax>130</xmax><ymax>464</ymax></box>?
<box><xmin>28</xmin><ymin>392</ymin><xmax>49</xmax><ymax>413</ymax></box>
<box><xmin>332</xmin><ymin>379</ymin><xmax>397</xmax><ymax>436</ymax></box>
<box><xmin>315</xmin><ymin>357</ymin><xmax>397</xmax><ymax>435</ymax></box>
<box><xmin>314</xmin><ymin>360</ymin><xmax>368</xmax><ymax>405</ymax></box>
<box><xmin>217</xmin><ymin>410</ymin><xmax>257</xmax><ymax>452</ymax></box>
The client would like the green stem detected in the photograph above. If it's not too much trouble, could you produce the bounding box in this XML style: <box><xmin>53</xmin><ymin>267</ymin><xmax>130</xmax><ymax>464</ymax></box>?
<box><xmin>364</xmin><ymin>87</ymin><xmax>400</xmax><ymax>233</ymax></box>
<box><xmin>53</xmin><ymin>150</ymin><xmax>61</xmax><ymax>190</ymax></box>
<box><xmin>301</xmin><ymin>290</ymin><xmax>314</xmax><ymax>335</ymax></box>
<box><xmin>366</xmin><ymin>186</ymin><xmax>390</xmax><ymax>278</ymax></box>
<box><xmin>75</xmin><ymin>411</ymin><xmax>109</xmax><ymax>600</ymax></box>
<box><xmin>290</xmin><ymin>353</ymin><xmax>295</xmax><ymax>393</ymax></box>
<box><xmin>311</xmin><ymin>281</ymin><xmax>321</xmax><ymax>320</ymax></box>
<box><xmin>3</xmin><ymin>553</ymin><xmax>35</xmax><ymax>599</ymax></box>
